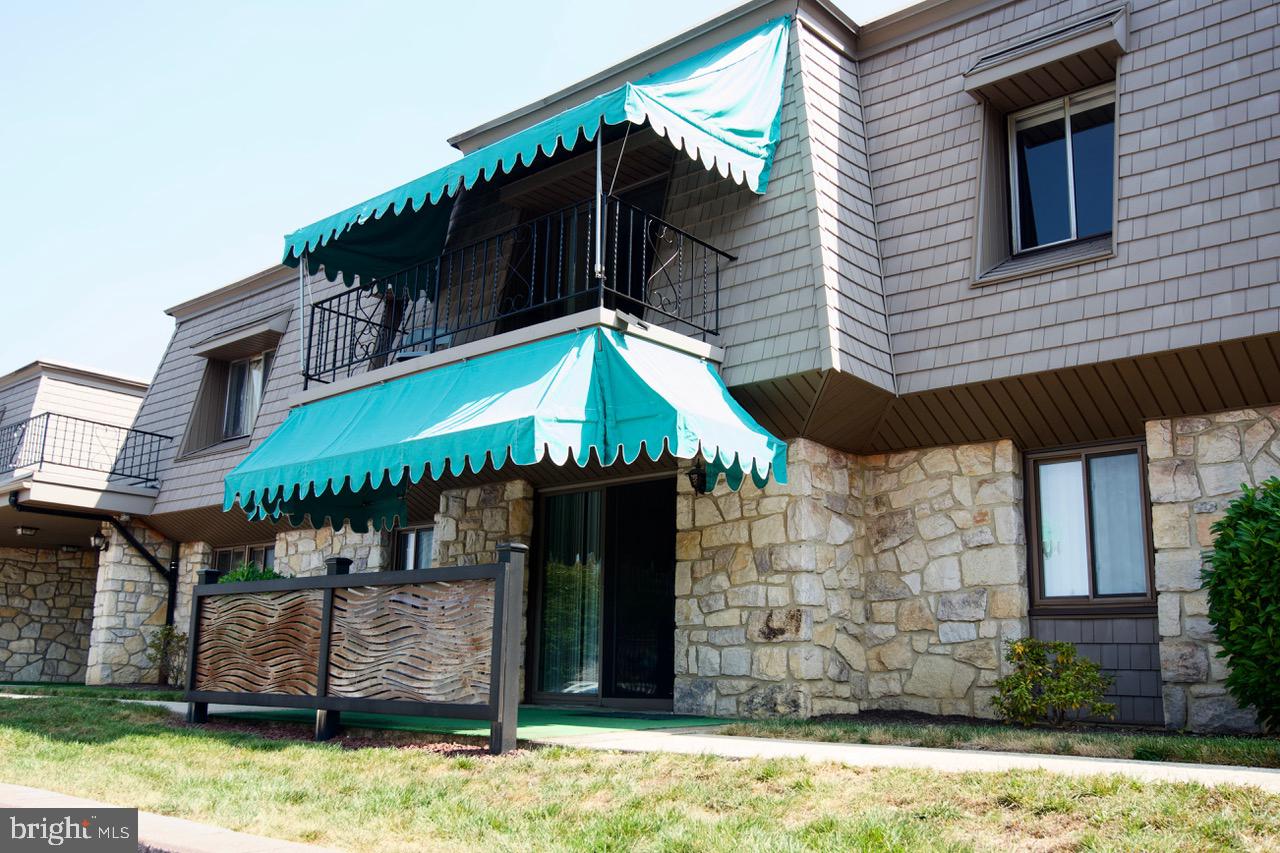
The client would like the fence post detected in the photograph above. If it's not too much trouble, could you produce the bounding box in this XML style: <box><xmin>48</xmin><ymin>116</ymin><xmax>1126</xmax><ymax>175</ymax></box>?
<box><xmin>314</xmin><ymin>556</ymin><xmax>350</xmax><ymax>741</ymax></box>
<box><xmin>184</xmin><ymin>569</ymin><xmax>211</xmax><ymax>724</ymax></box>
<box><xmin>490</xmin><ymin>543</ymin><xmax>527</xmax><ymax>754</ymax></box>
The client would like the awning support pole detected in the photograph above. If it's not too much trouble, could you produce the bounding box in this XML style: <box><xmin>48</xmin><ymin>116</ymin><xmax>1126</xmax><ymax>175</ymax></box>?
<box><xmin>298</xmin><ymin>254</ymin><xmax>308</xmax><ymax>381</ymax></box>
<box><xmin>594</xmin><ymin>125</ymin><xmax>605</xmax><ymax>289</ymax></box>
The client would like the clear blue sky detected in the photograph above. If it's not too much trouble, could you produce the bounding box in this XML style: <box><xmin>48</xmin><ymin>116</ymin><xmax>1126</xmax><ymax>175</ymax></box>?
<box><xmin>0</xmin><ymin>0</ymin><xmax>912</xmax><ymax>381</ymax></box>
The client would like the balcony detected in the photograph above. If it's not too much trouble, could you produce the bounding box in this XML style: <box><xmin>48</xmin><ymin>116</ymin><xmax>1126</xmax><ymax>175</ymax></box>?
<box><xmin>0</xmin><ymin>412</ymin><xmax>171</xmax><ymax>488</ymax></box>
<box><xmin>303</xmin><ymin>194</ymin><xmax>733</xmax><ymax>385</ymax></box>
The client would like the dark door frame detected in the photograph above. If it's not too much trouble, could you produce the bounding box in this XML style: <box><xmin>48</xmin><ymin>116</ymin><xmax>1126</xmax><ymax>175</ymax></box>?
<box><xmin>525</xmin><ymin>473</ymin><xmax>676</xmax><ymax>711</ymax></box>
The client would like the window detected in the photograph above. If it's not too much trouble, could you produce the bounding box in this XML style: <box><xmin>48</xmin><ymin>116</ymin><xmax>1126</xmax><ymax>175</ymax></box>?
<box><xmin>223</xmin><ymin>350</ymin><xmax>274</xmax><ymax>439</ymax></box>
<box><xmin>1028</xmin><ymin>443</ymin><xmax>1152</xmax><ymax>608</ymax></box>
<box><xmin>1009</xmin><ymin>86</ymin><xmax>1115</xmax><ymax>253</ymax></box>
<box><xmin>395</xmin><ymin>526</ymin><xmax>435</xmax><ymax>571</ymax></box>
<box><xmin>213</xmin><ymin>543</ymin><xmax>276</xmax><ymax>573</ymax></box>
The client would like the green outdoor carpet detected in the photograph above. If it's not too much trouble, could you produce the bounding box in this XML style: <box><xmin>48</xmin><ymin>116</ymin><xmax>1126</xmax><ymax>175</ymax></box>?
<box><xmin>210</xmin><ymin>705</ymin><xmax>723</xmax><ymax>739</ymax></box>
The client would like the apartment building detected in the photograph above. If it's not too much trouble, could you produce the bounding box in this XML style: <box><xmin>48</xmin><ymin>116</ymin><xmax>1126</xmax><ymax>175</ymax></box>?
<box><xmin>7</xmin><ymin>0</ymin><xmax>1276</xmax><ymax>733</ymax></box>
<box><xmin>0</xmin><ymin>361</ymin><xmax>163</xmax><ymax>682</ymax></box>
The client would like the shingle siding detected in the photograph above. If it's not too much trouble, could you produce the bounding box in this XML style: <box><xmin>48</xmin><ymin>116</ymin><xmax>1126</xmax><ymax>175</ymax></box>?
<box><xmin>0</xmin><ymin>377</ymin><xmax>42</xmax><ymax>425</ymax></box>
<box><xmin>131</xmin><ymin>0</ymin><xmax>1279</xmax><ymax>512</ymax></box>
<box><xmin>137</xmin><ymin>273</ymin><xmax>310</xmax><ymax>514</ymax></box>
<box><xmin>860</xmin><ymin>0</ymin><xmax>1279</xmax><ymax>394</ymax></box>
<box><xmin>795</xmin><ymin>20</ymin><xmax>895</xmax><ymax>392</ymax></box>
<box><xmin>663</xmin><ymin>23</ymin><xmax>830</xmax><ymax>387</ymax></box>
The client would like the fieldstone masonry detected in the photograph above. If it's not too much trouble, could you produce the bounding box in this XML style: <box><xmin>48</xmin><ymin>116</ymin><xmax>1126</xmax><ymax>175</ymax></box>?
<box><xmin>433</xmin><ymin>481</ymin><xmax>534</xmax><ymax>566</ymax></box>
<box><xmin>173</xmin><ymin>541</ymin><xmax>212</xmax><ymax>632</ymax></box>
<box><xmin>0</xmin><ymin>547</ymin><xmax>96</xmax><ymax>681</ymax></box>
<box><xmin>275</xmin><ymin>525</ymin><xmax>391</xmax><ymax>577</ymax></box>
<box><xmin>674</xmin><ymin>437</ymin><xmax>1026</xmax><ymax>719</ymax></box>
<box><xmin>1147</xmin><ymin>406</ymin><xmax>1279</xmax><ymax>733</ymax></box>
<box><xmin>74</xmin><ymin>414</ymin><xmax>1263</xmax><ymax>732</ymax></box>
<box><xmin>860</xmin><ymin>440</ymin><xmax>1027</xmax><ymax>718</ymax></box>
<box><xmin>433</xmin><ymin>480</ymin><xmax>535</xmax><ymax>693</ymax></box>
<box><xmin>86</xmin><ymin>522</ymin><xmax>173</xmax><ymax>685</ymax></box>
<box><xmin>674</xmin><ymin>439</ymin><xmax>863</xmax><ymax>718</ymax></box>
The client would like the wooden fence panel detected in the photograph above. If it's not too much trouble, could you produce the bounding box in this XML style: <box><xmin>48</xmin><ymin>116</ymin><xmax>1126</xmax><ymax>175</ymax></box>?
<box><xmin>192</xmin><ymin>589</ymin><xmax>323</xmax><ymax>695</ymax></box>
<box><xmin>328</xmin><ymin>580</ymin><xmax>494</xmax><ymax>703</ymax></box>
<box><xmin>184</xmin><ymin>545</ymin><xmax>526</xmax><ymax>753</ymax></box>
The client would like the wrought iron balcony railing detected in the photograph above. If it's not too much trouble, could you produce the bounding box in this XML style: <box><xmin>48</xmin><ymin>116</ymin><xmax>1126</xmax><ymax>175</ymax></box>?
<box><xmin>304</xmin><ymin>194</ymin><xmax>734</xmax><ymax>384</ymax></box>
<box><xmin>0</xmin><ymin>412</ymin><xmax>171</xmax><ymax>487</ymax></box>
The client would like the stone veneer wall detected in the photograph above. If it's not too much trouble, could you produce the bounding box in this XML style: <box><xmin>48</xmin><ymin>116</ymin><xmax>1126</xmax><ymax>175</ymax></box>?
<box><xmin>274</xmin><ymin>525</ymin><xmax>392</xmax><ymax>578</ymax></box>
<box><xmin>0</xmin><ymin>547</ymin><xmax>97</xmax><ymax>681</ymax></box>
<box><xmin>859</xmin><ymin>441</ymin><xmax>1026</xmax><ymax>717</ymax></box>
<box><xmin>173</xmin><ymin>541</ymin><xmax>212</xmax><ymax>633</ymax></box>
<box><xmin>433</xmin><ymin>480</ymin><xmax>535</xmax><ymax>694</ymax></box>
<box><xmin>86</xmin><ymin>522</ymin><xmax>174</xmax><ymax>685</ymax></box>
<box><xmin>1146</xmin><ymin>406</ymin><xmax>1280</xmax><ymax>733</ymax></box>
<box><xmin>433</xmin><ymin>481</ymin><xmax>534</xmax><ymax>566</ymax></box>
<box><xmin>675</xmin><ymin>440</ymin><xmax>863</xmax><ymax>718</ymax></box>
<box><xmin>673</xmin><ymin>438</ymin><xmax>1026</xmax><ymax>719</ymax></box>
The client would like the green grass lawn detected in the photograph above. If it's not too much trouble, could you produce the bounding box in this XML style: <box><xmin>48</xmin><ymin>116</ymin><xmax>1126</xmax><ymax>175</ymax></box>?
<box><xmin>1</xmin><ymin>698</ymin><xmax>1278</xmax><ymax>851</ymax></box>
<box><xmin>718</xmin><ymin>716</ymin><xmax>1280</xmax><ymax>769</ymax></box>
<box><xmin>0</xmin><ymin>682</ymin><xmax>185</xmax><ymax>702</ymax></box>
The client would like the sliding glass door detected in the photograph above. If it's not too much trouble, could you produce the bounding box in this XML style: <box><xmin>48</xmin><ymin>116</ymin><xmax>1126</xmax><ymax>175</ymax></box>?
<box><xmin>536</xmin><ymin>490</ymin><xmax>602</xmax><ymax>696</ymax></box>
<box><xmin>534</xmin><ymin>479</ymin><xmax>675</xmax><ymax>707</ymax></box>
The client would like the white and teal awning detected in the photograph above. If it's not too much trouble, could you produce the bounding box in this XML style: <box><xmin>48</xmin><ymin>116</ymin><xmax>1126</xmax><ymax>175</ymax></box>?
<box><xmin>224</xmin><ymin>328</ymin><xmax>787</xmax><ymax>531</ymax></box>
<box><xmin>283</xmin><ymin>16</ymin><xmax>791</xmax><ymax>283</ymax></box>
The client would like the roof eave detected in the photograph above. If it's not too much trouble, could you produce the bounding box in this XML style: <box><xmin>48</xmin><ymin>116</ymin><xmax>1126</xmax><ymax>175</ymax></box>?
<box><xmin>165</xmin><ymin>263</ymin><xmax>292</xmax><ymax>320</ymax></box>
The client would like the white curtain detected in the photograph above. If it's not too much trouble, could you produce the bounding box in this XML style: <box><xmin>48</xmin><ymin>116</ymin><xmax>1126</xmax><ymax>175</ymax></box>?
<box><xmin>1089</xmin><ymin>452</ymin><xmax>1147</xmax><ymax>595</ymax></box>
<box><xmin>1038</xmin><ymin>460</ymin><xmax>1089</xmax><ymax>597</ymax></box>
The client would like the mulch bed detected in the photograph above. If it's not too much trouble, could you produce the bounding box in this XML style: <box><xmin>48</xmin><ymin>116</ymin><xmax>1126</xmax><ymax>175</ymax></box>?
<box><xmin>178</xmin><ymin>716</ymin><xmax>524</xmax><ymax>758</ymax></box>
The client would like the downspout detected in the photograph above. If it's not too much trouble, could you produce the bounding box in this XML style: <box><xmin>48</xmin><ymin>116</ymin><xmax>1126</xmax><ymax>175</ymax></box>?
<box><xmin>7</xmin><ymin>495</ymin><xmax>178</xmax><ymax>626</ymax></box>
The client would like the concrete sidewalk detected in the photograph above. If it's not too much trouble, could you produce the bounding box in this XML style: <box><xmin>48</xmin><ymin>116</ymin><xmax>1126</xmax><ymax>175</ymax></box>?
<box><xmin>537</xmin><ymin>727</ymin><xmax>1280</xmax><ymax>793</ymax></box>
<box><xmin>30</xmin><ymin>694</ymin><xmax>1280</xmax><ymax>794</ymax></box>
<box><xmin>0</xmin><ymin>783</ymin><xmax>339</xmax><ymax>853</ymax></box>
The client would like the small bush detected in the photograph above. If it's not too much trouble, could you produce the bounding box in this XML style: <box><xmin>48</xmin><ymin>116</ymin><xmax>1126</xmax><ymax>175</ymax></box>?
<box><xmin>991</xmin><ymin>638</ymin><xmax>1115</xmax><ymax>726</ymax></box>
<box><xmin>145</xmin><ymin>625</ymin><xmax>187</xmax><ymax>687</ymax></box>
<box><xmin>218</xmin><ymin>561</ymin><xmax>285</xmax><ymax>583</ymax></box>
<box><xmin>1202</xmin><ymin>476</ymin><xmax>1280</xmax><ymax>731</ymax></box>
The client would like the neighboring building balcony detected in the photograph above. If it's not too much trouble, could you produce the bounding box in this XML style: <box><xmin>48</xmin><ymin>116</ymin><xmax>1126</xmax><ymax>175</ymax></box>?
<box><xmin>0</xmin><ymin>412</ymin><xmax>172</xmax><ymax>516</ymax></box>
<box><xmin>303</xmin><ymin>194</ymin><xmax>733</xmax><ymax>385</ymax></box>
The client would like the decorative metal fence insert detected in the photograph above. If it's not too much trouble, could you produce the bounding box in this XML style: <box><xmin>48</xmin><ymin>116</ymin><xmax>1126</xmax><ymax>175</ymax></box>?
<box><xmin>184</xmin><ymin>545</ymin><xmax>526</xmax><ymax>753</ymax></box>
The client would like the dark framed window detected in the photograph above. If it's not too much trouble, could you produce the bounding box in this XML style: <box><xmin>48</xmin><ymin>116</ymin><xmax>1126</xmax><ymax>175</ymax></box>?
<box><xmin>1008</xmin><ymin>85</ymin><xmax>1115</xmax><ymax>253</ymax></box>
<box><xmin>395</xmin><ymin>526</ymin><xmax>435</xmax><ymax>571</ymax></box>
<box><xmin>1026</xmin><ymin>442</ymin><xmax>1154</xmax><ymax>612</ymax></box>
<box><xmin>213</xmin><ymin>543</ymin><xmax>275</xmax><ymax>573</ymax></box>
<box><xmin>223</xmin><ymin>350</ymin><xmax>274</xmax><ymax>439</ymax></box>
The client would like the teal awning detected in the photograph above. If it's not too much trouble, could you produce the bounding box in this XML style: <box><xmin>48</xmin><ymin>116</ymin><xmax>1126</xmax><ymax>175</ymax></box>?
<box><xmin>224</xmin><ymin>328</ymin><xmax>787</xmax><ymax>531</ymax></box>
<box><xmin>283</xmin><ymin>15</ymin><xmax>791</xmax><ymax>283</ymax></box>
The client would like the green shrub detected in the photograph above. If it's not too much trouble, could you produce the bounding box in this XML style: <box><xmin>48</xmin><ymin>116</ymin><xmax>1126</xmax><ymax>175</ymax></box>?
<box><xmin>1202</xmin><ymin>476</ymin><xmax>1280</xmax><ymax>731</ymax></box>
<box><xmin>991</xmin><ymin>638</ymin><xmax>1115</xmax><ymax>726</ymax></box>
<box><xmin>145</xmin><ymin>625</ymin><xmax>187</xmax><ymax>687</ymax></box>
<box><xmin>217</xmin><ymin>561</ymin><xmax>285</xmax><ymax>583</ymax></box>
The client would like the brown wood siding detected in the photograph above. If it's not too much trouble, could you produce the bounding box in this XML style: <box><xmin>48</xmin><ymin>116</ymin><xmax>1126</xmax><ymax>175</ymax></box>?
<box><xmin>867</xmin><ymin>333</ymin><xmax>1280</xmax><ymax>453</ymax></box>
